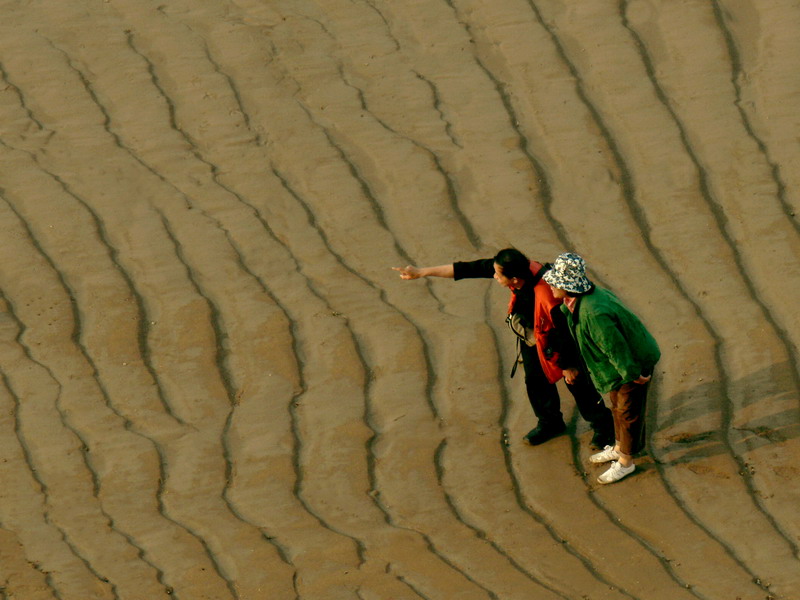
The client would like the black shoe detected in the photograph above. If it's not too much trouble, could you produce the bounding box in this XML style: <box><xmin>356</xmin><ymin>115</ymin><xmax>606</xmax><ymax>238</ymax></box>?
<box><xmin>590</xmin><ymin>429</ymin><xmax>614</xmax><ymax>449</ymax></box>
<box><xmin>523</xmin><ymin>422</ymin><xmax>567</xmax><ymax>446</ymax></box>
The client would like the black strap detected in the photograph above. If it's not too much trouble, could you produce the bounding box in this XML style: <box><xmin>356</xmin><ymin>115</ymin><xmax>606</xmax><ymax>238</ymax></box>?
<box><xmin>510</xmin><ymin>337</ymin><xmax>523</xmax><ymax>378</ymax></box>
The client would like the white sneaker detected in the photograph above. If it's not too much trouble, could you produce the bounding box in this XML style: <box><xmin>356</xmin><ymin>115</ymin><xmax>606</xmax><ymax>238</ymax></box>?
<box><xmin>590</xmin><ymin>445</ymin><xmax>620</xmax><ymax>464</ymax></box>
<box><xmin>597</xmin><ymin>461</ymin><xmax>635</xmax><ymax>484</ymax></box>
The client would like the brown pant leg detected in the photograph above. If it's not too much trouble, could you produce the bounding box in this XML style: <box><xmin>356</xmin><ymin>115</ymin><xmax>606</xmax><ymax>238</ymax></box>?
<box><xmin>608</xmin><ymin>380</ymin><xmax>650</xmax><ymax>455</ymax></box>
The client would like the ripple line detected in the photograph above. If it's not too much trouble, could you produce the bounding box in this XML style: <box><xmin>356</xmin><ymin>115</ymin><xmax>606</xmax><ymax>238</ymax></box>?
<box><xmin>2</xmin><ymin>143</ymin><xmax>187</xmax><ymax>427</ymax></box>
<box><xmin>0</xmin><ymin>344</ymin><xmax>117</xmax><ymax>600</ymax></box>
<box><xmin>56</xmin><ymin>23</ymin><xmax>380</xmax><ymax>582</ymax></box>
<box><xmin>1</xmin><ymin>147</ymin><xmax>242</xmax><ymax>597</ymax></box>
<box><xmin>434</xmin><ymin>441</ymin><xmax>574</xmax><ymax>600</ymax></box>
<box><xmin>0</xmin><ymin>367</ymin><xmax>63</xmax><ymax>600</ymax></box>
<box><xmin>270</xmin><ymin>165</ymin><xmax>441</xmax><ymax>422</ymax></box>
<box><xmin>302</xmin><ymin>9</ymin><xmax>647</xmax><ymax>587</ymax></box>
<box><xmin>711</xmin><ymin>0</ymin><xmax>798</xmax><ymax>234</ymax></box>
<box><xmin>2</xmin><ymin>39</ymin><xmax>290</xmax><ymax>592</ymax></box>
<box><xmin>5</xmin><ymin>33</ymin><xmax>197</xmax><ymax>430</ymax></box>
<box><xmin>109</xmin><ymin>15</ymin><xmax>551</xmax><ymax>591</ymax></box>
<box><xmin>432</xmin><ymin>2</ymin><xmax>662</xmax><ymax>594</ymax></box>
<box><xmin>0</xmin><ymin>193</ymin><xmax>185</xmax><ymax>598</ymax></box>
<box><xmin>155</xmin><ymin>216</ymin><xmax>246</xmax><ymax>600</ymax></box>
<box><xmin>263</xmin><ymin>172</ymin><xmax>510</xmax><ymax>595</ymax></box>
<box><xmin>391</xmin><ymin>570</ymin><xmax>434</xmax><ymax>600</ymax></box>
<box><xmin>336</xmin><ymin>64</ymin><xmax>481</xmax><ymax>250</ymax></box>
<box><xmin>617</xmin><ymin>0</ymin><xmax>800</xmax><ymax>563</ymax></box>
<box><xmin>301</xmin><ymin>1</ymin><xmax>646</xmax><ymax>593</ymax></box>
<box><xmin>213</xmin><ymin>219</ymin><xmax>364</xmax><ymax>575</ymax></box>
<box><xmin>521</xmin><ymin>0</ymin><xmax>800</xmax><ymax>584</ymax></box>
<box><xmin>199</xmin><ymin>41</ymin><xmax>264</xmax><ymax>147</ymax></box>
<box><xmin>0</xmin><ymin>60</ymin><xmax>52</xmax><ymax>138</ymax></box>
<box><xmin>361</xmin><ymin>0</ymin><xmax>402</xmax><ymax>53</ymax></box>
<box><xmin>483</xmin><ymin>296</ymin><xmax>640</xmax><ymax>600</ymax></box>
<box><xmin>439</xmin><ymin>0</ymin><xmax>765</xmax><ymax>593</ymax></box>
<box><xmin>435</xmin><ymin>3</ymin><xmax>573</xmax><ymax>252</ymax></box>
<box><xmin>157</xmin><ymin>215</ymin><xmax>238</xmax><ymax>409</ymax></box>
<box><xmin>104</xmin><ymin>60</ymin><xmax>364</xmax><ymax>577</ymax></box>
<box><xmin>412</xmin><ymin>69</ymin><xmax>464</xmax><ymax>149</ymax></box>
<box><xmin>293</xmin><ymin>100</ymin><xmax>414</xmax><ymax>263</ymax></box>
<box><xmin>270</xmin><ymin>168</ymin><xmax>488</xmax><ymax>584</ymax></box>
<box><xmin>266</xmin><ymin>170</ymin><xmax>505</xmax><ymax>591</ymax></box>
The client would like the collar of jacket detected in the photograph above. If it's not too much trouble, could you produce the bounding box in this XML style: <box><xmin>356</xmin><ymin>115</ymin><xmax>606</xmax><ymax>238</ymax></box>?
<box><xmin>507</xmin><ymin>261</ymin><xmax>549</xmax><ymax>313</ymax></box>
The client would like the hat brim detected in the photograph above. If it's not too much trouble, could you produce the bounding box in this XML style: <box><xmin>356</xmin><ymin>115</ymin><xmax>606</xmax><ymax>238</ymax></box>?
<box><xmin>543</xmin><ymin>269</ymin><xmax>592</xmax><ymax>294</ymax></box>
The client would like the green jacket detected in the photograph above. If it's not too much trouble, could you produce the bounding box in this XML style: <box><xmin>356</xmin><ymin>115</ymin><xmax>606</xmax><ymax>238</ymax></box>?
<box><xmin>561</xmin><ymin>287</ymin><xmax>660</xmax><ymax>394</ymax></box>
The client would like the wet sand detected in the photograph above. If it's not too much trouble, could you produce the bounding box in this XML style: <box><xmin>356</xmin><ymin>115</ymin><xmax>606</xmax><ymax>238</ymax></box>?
<box><xmin>0</xmin><ymin>0</ymin><xmax>799</xmax><ymax>598</ymax></box>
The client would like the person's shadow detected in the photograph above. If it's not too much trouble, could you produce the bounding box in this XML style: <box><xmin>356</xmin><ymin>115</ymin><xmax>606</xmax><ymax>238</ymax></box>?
<box><xmin>646</xmin><ymin>361</ymin><xmax>800</xmax><ymax>467</ymax></box>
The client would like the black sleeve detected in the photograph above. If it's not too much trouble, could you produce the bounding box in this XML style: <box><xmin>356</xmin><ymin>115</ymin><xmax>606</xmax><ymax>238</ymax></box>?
<box><xmin>453</xmin><ymin>258</ymin><xmax>495</xmax><ymax>280</ymax></box>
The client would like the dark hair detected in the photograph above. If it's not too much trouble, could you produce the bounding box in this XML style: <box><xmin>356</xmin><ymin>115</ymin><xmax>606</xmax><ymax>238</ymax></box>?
<box><xmin>493</xmin><ymin>248</ymin><xmax>530</xmax><ymax>280</ymax></box>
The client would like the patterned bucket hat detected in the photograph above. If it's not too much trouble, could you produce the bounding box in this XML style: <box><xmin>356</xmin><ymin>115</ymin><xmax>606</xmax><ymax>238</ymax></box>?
<box><xmin>543</xmin><ymin>252</ymin><xmax>593</xmax><ymax>293</ymax></box>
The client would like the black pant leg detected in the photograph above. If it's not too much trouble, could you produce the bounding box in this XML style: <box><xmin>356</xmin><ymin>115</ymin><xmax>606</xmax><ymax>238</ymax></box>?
<box><xmin>519</xmin><ymin>342</ymin><xmax>564</xmax><ymax>428</ymax></box>
<box><xmin>565</xmin><ymin>372</ymin><xmax>613</xmax><ymax>434</ymax></box>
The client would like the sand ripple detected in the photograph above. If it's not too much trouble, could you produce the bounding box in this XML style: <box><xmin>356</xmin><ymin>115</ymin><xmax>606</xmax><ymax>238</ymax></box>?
<box><xmin>0</xmin><ymin>0</ymin><xmax>798</xmax><ymax>598</ymax></box>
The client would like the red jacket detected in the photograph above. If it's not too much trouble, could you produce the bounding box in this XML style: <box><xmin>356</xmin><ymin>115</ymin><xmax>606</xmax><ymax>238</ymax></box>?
<box><xmin>507</xmin><ymin>262</ymin><xmax>564</xmax><ymax>384</ymax></box>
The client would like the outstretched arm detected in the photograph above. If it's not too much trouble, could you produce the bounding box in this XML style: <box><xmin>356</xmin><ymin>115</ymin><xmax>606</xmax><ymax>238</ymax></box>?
<box><xmin>392</xmin><ymin>264</ymin><xmax>454</xmax><ymax>280</ymax></box>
